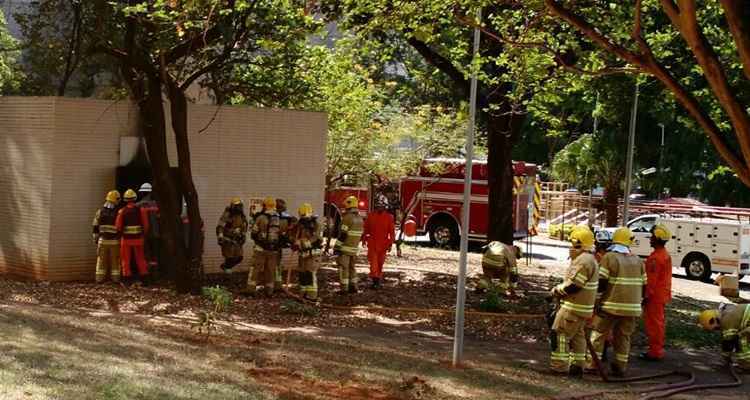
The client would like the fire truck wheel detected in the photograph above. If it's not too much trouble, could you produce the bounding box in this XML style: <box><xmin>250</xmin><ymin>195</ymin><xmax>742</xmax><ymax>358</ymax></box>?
<box><xmin>428</xmin><ymin>217</ymin><xmax>459</xmax><ymax>249</ymax></box>
<box><xmin>683</xmin><ymin>252</ymin><xmax>712</xmax><ymax>282</ymax></box>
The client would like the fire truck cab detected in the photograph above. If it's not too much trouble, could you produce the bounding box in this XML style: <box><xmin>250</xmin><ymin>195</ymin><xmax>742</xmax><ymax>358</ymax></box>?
<box><xmin>400</xmin><ymin>158</ymin><xmax>539</xmax><ymax>247</ymax></box>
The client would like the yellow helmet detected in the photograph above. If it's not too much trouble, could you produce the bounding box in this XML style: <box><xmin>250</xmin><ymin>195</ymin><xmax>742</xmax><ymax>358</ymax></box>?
<box><xmin>344</xmin><ymin>196</ymin><xmax>359</xmax><ymax>209</ymax></box>
<box><xmin>651</xmin><ymin>224</ymin><xmax>671</xmax><ymax>241</ymax></box>
<box><xmin>263</xmin><ymin>196</ymin><xmax>276</xmax><ymax>211</ymax></box>
<box><xmin>230</xmin><ymin>197</ymin><xmax>243</xmax><ymax>206</ymax></box>
<box><xmin>123</xmin><ymin>189</ymin><xmax>137</xmax><ymax>201</ymax></box>
<box><xmin>612</xmin><ymin>227</ymin><xmax>634</xmax><ymax>247</ymax></box>
<box><xmin>105</xmin><ymin>190</ymin><xmax>121</xmax><ymax>204</ymax></box>
<box><xmin>698</xmin><ymin>309</ymin><xmax>721</xmax><ymax>330</ymax></box>
<box><xmin>298</xmin><ymin>203</ymin><xmax>313</xmax><ymax>217</ymax></box>
<box><xmin>569</xmin><ymin>225</ymin><xmax>595</xmax><ymax>249</ymax></box>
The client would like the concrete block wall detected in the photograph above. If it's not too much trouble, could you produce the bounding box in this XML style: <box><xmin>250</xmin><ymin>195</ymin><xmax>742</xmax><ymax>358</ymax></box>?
<box><xmin>0</xmin><ymin>97</ymin><xmax>327</xmax><ymax>281</ymax></box>
<box><xmin>0</xmin><ymin>97</ymin><xmax>55</xmax><ymax>279</ymax></box>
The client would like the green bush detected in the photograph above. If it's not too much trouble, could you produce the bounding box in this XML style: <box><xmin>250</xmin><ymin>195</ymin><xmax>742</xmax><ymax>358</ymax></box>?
<box><xmin>548</xmin><ymin>224</ymin><xmax>575</xmax><ymax>240</ymax></box>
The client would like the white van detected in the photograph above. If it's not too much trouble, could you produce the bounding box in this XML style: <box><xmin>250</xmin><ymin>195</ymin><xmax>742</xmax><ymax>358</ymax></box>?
<box><xmin>602</xmin><ymin>215</ymin><xmax>750</xmax><ymax>281</ymax></box>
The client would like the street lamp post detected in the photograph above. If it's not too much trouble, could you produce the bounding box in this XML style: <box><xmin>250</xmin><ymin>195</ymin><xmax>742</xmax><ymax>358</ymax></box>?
<box><xmin>658</xmin><ymin>123</ymin><xmax>665</xmax><ymax>199</ymax></box>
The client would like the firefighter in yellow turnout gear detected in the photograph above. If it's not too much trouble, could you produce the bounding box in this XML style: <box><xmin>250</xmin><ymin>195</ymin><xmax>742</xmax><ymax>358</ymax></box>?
<box><xmin>276</xmin><ymin>198</ymin><xmax>296</xmax><ymax>288</ymax></box>
<box><xmin>479</xmin><ymin>242</ymin><xmax>520</xmax><ymax>294</ymax></box>
<box><xmin>92</xmin><ymin>190</ymin><xmax>122</xmax><ymax>283</ymax></box>
<box><xmin>335</xmin><ymin>196</ymin><xmax>364</xmax><ymax>294</ymax></box>
<box><xmin>699</xmin><ymin>304</ymin><xmax>750</xmax><ymax>371</ymax></box>
<box><xmin>589</xmin><ymin>227</ymin><xmax>647</xmax><ymax>377</ymax></box>
<box><xmin>549</xmin><ymin>225</ymin><xmax>599</xmax><ymax>377</ymax></box>
<box><xmin>216</xmin><ymin>198</ymin><xmax>249</xmax><ymax>273</ymax></box>
<box><xmin>293</xmin><ymin>203</ymin><xmax>323</xmax><ymax>300</ymax></box>
<box><xmin>245</xmin><ymin>197</ymin><xmax>283</xmax><ymax>296</ymax></box>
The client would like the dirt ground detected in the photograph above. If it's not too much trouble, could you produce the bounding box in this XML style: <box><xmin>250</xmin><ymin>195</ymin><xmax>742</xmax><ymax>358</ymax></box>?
<box><xmin>0</xmin><ymin>246</ymin><xmax>748</xmax><ymax>399</ymax></box>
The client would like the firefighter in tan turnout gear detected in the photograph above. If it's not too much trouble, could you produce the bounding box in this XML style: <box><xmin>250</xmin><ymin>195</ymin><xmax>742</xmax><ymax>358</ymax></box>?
<box><xmin>699</xmin><ymin>304</ymin><xmax>750</xmax><ymax>371</ymax></box>
<box><xmin>216</xmin><ymin>198</ymin><xmax>249</xmax><ymax>273</ymax></box>
<box><xmin>479</xmin><ymin>242</ymin><xmax>521</xmax><ymax>295</ymax></box>
<box><xmin>334</xmin><ymin>196</ymin><xmax>364</xmax><ymax>294</ymax></box>
<box><xmin>92</xmin><ymin>190</ymin><xmax>122</xmax><ymax>283</ymax></box>
<box><xmin>293</xmin><ymin>203</ymin><xmax>323</xmax><ymax>300</ymax></box>
<box><xmin>549</xmin><ymin>225</ymin><xmax>599</xmax><ymax>377</ymax></box>
<box><xmin>589</xmin><ymin>227</ymin><xmax>647</xmax><ymax>377</ymax></box>
<box><xmin>245</xmin><ymin>197</ymin><xmax>283</xmax><ymax>296</ymax></box>
<box><xmin>276</xmin><ymin>198</ymin><xmax>296</xmax><ymax>289</ymax></box>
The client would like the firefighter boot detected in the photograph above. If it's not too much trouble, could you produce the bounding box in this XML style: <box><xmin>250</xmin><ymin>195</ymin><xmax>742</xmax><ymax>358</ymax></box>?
<box><xmin>568</xmin><ymin>365</ymin><xmax>584</xmax><ymax>379</ymax></box>
<box><xmin>610</xmin><ymin>363</ymin><xmax>625</xmax><ymax>378</ymax></box>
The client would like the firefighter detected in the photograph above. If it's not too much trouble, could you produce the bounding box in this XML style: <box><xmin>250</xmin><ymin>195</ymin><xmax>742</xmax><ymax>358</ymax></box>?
<box><xmin>334</xmin><ymin>195</ymin><xmax>364</xmax><ymax>294</ymax></box>
<box><xmin>362</xmin><ymin>196</ymin><xmax>395</xmax><ymax>289</ymax></box>
<box><xmin>589</xmin><ymin>227</ymin><xmax>647</xmax><ymax>377</ymax></box>
<box><xmin>479</xmin><ymin>242</ymin><xmax>521</xmax><ymax>295</ymax></box>
<box><xmin>115</xmin><ymin>189</ymin><xmax>150</xmax><ymax>285</ymax></box>
<box><xmin>293</xmin><ymin>203</ymin><xmax>323</xmax><ymax>299</ymax></box>
<box><xmin>244</xmin><ymin>197</ymin><xmax>282</xmax><ymax>296</ymax></box>
<box><xmin>698</xmin><ymin>304</ymin><xmax>750</xmax><ymax>370</ymax></box>
<box><xmin>276</xmin><ymin>198</ymin><xmax>296</xmax><ymax>289</ymax></box>
<box><xmin>136</xmin><ymin>183</ymin><xmax>160</xmax><ymax>274</ymax></box>
<box><xmin>640</xmin><ymin>224</ymin><xmax>673</xmax><ymax>361</ymax></box>
<box><xmin>549</xmin><ymin>225</ymin><xmax>599</xmax><ymax>377</ymax></box>
<box><xmin>92</xmin><ymin>190</ymin><xmax>122</xmax><ymax>283</ymax></box>
<box><xmin>216</xmin><ymin>197</ymin><xmax>249</xmax><ymax>273</ymax></box>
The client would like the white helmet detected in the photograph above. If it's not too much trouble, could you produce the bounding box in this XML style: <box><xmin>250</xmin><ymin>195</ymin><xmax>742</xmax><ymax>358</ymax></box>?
<box><xmin>139</xmin><ymin>183</ymin><xmax>153</xmax><ymax>193</ymax></box>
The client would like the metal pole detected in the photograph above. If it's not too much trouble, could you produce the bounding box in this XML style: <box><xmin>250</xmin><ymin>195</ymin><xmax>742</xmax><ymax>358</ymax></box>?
<box><xmin>590</xmin><ymin>92</ymin><xmax>599</xmax><ymax>225</ymax></box>
<box><xmin>622</xmin><ymin>82</ymin><xmax>639</xmax><ymax>225</ymax></box>
<box><xmin>658</xmin><ymin>123</ymin><xmax>665</xmax><ymax>199</ymax></box>
<box><xmin>452</xmin><ymin>7</ymin><xmax>481</xmax><ymax>367</ymax></box>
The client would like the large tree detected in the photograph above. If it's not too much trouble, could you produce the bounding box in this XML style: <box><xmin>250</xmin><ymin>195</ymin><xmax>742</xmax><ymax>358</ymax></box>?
<box><xmin>95</xmin><ymin>0</ymin><xmax>315</xmax><ymax>293</ymax></box>
<box><xmin>543</xmin><ymin>0</ymin><xmax>750</xmax><ymax>188</ymax></box>
<box><xmin>0</xmin><ymin>9</ymin><xmax>20</xmax><ymax>93</ymax></box>
<box><xmin>321</xmin><ymin>1</ymin><xmax>563</xmax><ymax>243</ymax></box>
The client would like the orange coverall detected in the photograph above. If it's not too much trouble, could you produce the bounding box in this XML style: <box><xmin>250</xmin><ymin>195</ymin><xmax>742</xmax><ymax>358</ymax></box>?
<box><xmin>115</xmin><ymin>202</ymin><xmax>150</xmax><ymax>278</ymax></box>
<box><xmin>644</xmin><ymin>246</ymin><xmax>672</xmax><ymax>359</ymax></box>
<box><xmin>362</xmin><ymin>210</ymin><xmax>395</xmax><ymax>280</ymax></box>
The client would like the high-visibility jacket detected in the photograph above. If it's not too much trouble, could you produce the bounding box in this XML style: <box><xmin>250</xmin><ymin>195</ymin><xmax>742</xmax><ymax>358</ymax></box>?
<box><xmin>362</xmin><ymin>210</ymin><xmax>395</xmax><ymax>251</ymax></box>
<box><xmin>251</xmin><ymin>211</ymin><xmax>281</xmax><ymax>252</ymax></box>
<box><xmin>92</xmin><ymin>205</ymin><xmax>120</xmax><ymax>245</ymax></box>
<box><xmin>335</xmin><ymin>208</ymin><xmax>363</xmax><ymax>256</ymax></box>
<box><xmin>599</xmin><ymin>252</ymin><xmax>647</xmax><ymax>317</ymax></box>
<box><xmin>645</xmin><ymin>247</ymin><xmax>672</xmax><ymax>303</ymax></box>
<box><xmin>557</xmin><ymin>252</ymin><xmax>599</xmax><ymax>318</ymax></box>
<box><xmin>294</xmin><ymin>216</ymin><xmax>323</xmax><ymax>258</ymax></box>
<box><xmin>721</xmin><ymin>304</ymin><xmax>750</xmax><ymax>357</ymax></box>
<box><xmin>482</xmin><ymin>242</ymin><xmax>518</xmax><ymax>275</ymax></box>
<box><xmin>115</xmin><ymin>203</ymin><xmax>149</xmax><ymax>243</ymax></box>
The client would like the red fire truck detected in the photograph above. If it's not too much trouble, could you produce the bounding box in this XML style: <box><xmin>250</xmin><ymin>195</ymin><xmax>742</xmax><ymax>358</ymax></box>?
<box><xmin>325</xmin><ymin>158</ymin><xmax>540</xmax><ymax>247</ymax></box>
<box><xmin>399</xmin><ymin>158</ymin><xmax>539</xmax><ymax>247</ymax></box>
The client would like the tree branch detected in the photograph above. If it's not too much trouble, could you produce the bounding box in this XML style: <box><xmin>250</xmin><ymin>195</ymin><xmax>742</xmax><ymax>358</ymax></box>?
<box><xmin>719</xmin><ymin>0</ymin><xmax>750</xmax><ymax>81</ymax></box>
<box><xmin>406</xmin><ymin>36</ymin><xmax>470</xmax><ymax>98</ymax></box>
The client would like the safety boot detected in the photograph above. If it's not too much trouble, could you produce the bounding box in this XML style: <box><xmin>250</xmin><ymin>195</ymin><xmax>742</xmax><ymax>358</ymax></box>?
<box><xmin>568</xmin><ymin>365</ymin><xmax>584</xmax><ymax>379</ymax></box>
<box><xmin>610</xmin><ymin>363</ymin><xmax>625</xmax><ymax>378</ymax></box>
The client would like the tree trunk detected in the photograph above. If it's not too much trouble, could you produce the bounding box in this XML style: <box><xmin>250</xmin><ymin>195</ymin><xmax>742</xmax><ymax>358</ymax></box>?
<box><xmin>603</xmin><ymin>184</ymin><xmax>620</xmax><ymax>227</ymax></box>
<box><xmin>486</xmin><ymin>111</ymin><xmax>525</xmax><ymax>244</ymax></box>
<box><xmin>166</xmin><ymin>78</ymin><xmax>205</xmax><ymax>295</ymax></box>
<box><xmin>137</xmin><ymin>76</ymin><xmax>192</xmax><ymax>294</ymax></box>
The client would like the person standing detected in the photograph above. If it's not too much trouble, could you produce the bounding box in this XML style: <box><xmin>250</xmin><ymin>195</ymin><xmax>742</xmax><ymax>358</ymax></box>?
<box><xmin>92</xmin><ymin>190</ymin><xmax>122</xmax><ymax>283</ymax></box>
<box><xmin>362</xmin><ymin>197</ymin><xmax>395</xmax><ymax>289</ymax></box>
<box><xmin>136</xmin><ymin>183</ymin><xmax>160</xmax><ymax>274</ymax></box>
<box><xmin>245</xmin><ymin>197</ymin><xmax>281</xmax><ymax>296</ymax></box>
<box><xmin>116</xmin><ymin>189</ymin><xmax>150</xmax><ymax>285</ymax></box>
<box><xmin>216</xmin><ymin>198</ymin><xmax>249</xmax><ymax>273</ymax></box>
<box><xmin>590</xmin><ymin>227</ymin><xmax>647</xmax><ymax>377</ymax></box>
<box><xmin>276</xmin><ymin>198</ymin><xmax>296</xmax><ymax>289</ymax></box>
<box><xmin>334</xmin><ymin>196</ymin><xmax>364</xmax><ymax>294</ymax></box>
<box><xmin>640</xmin><ymin>224</ymin><xmax>673</xmax><ymax>361</ymax></box>
<box><xmin>549</xmin><ymin>225</ymin><xmax>598</xmax><ymax>377</ymax></box>
<box><xmin>293</xmin><ymin>203</ymin><xmax>323</xmax><ymax>299</ymax></box>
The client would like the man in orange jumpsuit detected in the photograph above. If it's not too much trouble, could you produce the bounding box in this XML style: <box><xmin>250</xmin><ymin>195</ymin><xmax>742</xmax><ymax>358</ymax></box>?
<box><xmin>362</xmin><ymin>197</ymin><xmax>395</xmax><ymax>289</ymax></box>
<box><xmin>116</xmin><ymin>189</ymin><xmax>151</xmax><ymax>285</ymax></box>
<box><xmin>640</xmin><ymin>224</ymin><xmax>672</xmax><ymax>361</ymax></box>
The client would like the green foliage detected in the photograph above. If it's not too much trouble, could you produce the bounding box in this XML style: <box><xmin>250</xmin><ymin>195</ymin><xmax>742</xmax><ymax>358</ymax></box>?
<box><xmin>194</xmin><ymin>285</ymin><xmax>232</xmax><ymax>338</ymax></box>
<box><xmin>0</xmin><ymin>9</ymin><xmax>20</xmax><ymax>94</ymax></box>
<box><xmin>547</xmin><ymin>224</ymin><xmax>575</xmax><ymax>241</ymax></box>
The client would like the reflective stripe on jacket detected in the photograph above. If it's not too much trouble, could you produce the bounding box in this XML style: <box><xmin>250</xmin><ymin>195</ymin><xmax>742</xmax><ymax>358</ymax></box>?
<box><xmin>599</xmin><ymin>252</ymin><xmax>646</xmax><ymax>317</ymax></box>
